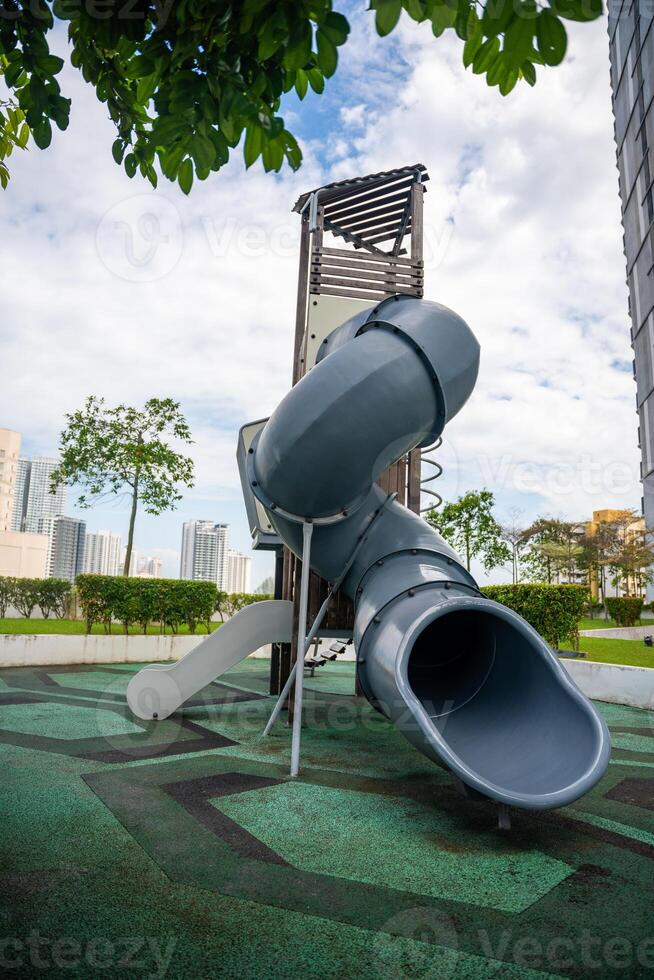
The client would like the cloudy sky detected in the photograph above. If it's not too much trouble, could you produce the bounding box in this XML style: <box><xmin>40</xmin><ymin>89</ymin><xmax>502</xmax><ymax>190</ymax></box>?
<box><xmin>0</xmin><ymin>7</ymin><xmax>636</xmax><ymax>586</ymax></box>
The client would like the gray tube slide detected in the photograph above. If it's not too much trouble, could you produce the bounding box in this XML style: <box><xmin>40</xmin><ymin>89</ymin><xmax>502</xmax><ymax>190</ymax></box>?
<box><xmin>250</xmin><ymin>296</ymin><xmax>610</xmax><ymax>810</ymax></box>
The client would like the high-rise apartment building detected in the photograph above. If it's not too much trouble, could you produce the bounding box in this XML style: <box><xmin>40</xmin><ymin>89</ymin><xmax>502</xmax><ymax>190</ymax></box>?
<box><xmin>226</xmin><ymin>549</ymin><xmax>252</xmax><ymax>594</ymax></box>
<box><xmin>180</xmin><ymin>521</ymin><xmax>229</xmax><ymax>588</ymax></box>
<box><xmin>0</xmin><ymin>429</ymin><xmax>21</xmax><ymax>532</ymax></box>
<box><xmin>11</xmin><ymin>456</ymin><xmax>66</xmax><ymax>533</ymax></box>
<box><xmin>84</xmin><ymin>530</ymin><xmax>122</xmax><ymax>576</ymax></box>
<box><xmin>48</xmin><ymin>516</ymin><xmax>86</xmax><ymax>582</ymax></box>
<box><xmin>609</xmin><ymin>4</ymin><xmax>654</xmax><ymax>532</ymax></box>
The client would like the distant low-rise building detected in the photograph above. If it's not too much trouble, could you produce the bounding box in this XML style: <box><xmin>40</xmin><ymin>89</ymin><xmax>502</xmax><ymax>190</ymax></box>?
<box><xmin>0</xmin><ymin>529</ymin><xmax>49</xmax><ymax>578</ymax></box>
<box><xmin>136</xmin><ymin>556</ymin><xmax>163</xmax><ymax>579</ymax></box>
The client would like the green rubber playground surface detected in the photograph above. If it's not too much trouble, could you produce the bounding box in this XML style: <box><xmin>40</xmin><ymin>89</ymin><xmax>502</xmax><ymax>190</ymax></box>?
<box><xmin>2</xmin><ymin>659</ymin><xmax>654</xmax><ymax>979</ymax></box>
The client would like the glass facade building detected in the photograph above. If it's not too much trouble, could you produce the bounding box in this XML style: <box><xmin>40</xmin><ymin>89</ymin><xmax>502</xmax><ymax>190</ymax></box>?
<box><xmin>609</xmin><ymin>1</ymin><xmax>654</xmax><ymax>529</ymax></box>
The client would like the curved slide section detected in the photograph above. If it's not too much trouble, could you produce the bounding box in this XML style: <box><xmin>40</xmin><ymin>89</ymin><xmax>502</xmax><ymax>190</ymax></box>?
<box><xmin>249</xmin><ymin>296</ymin><xmax>610</xmax><ymax>810</ymax></box>
<box><xmin>127</xmin><ymin>600</ymin><xmax>292</xmax><ymax>721</ymax></box>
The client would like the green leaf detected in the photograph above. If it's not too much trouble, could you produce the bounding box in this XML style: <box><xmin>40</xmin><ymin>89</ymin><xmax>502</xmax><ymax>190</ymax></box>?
<box><xmin>321</xmin><ymin>11</ymin><xmax>350</xmax><ymax>45</ymax></box>
<box><xmin>472</xmin><ymin>37</ymin><xmax>500</xmax><ymax>74</ymax></box>
<box><xmin>243</xmin><ymin>123</ymin><xmax>263</xmax><ymax>167</ymax></box>
<box><xmin>535</xmin><ymin>9</ymin><xmax>567</xmax><ymax>66</ymax></box>
<box><xmin>521</xmin><ymin>60</ymin><xmax>537</xmax><ymax>85</ymax></box>
<box><xmin>463</xmin><ymin>13</ymin><xmax>484</xmax><ymax>67</ymax></box>
<box><xmin>5</xmin><ymin>61</ymin><xmax>25</xmax><ymax>89</ymax></box>
<box><xmin>282</xmin><ymin>130</ymin><xmax>302</xmax><ymax>170</ymax></box>
<box><xmin>404</xmin><ymin>0</ymin><xmax>428</xmax><ymax>21</ymax></box>
<box><xmin>295</xmin><ymin>68</ymin><xmax>308</xmax><ymax>99</ymax></box>
<box><xmin>35</xmin><ymin>54</ymin><xmax>64</xmax><ymax>76</ymax></box>
<box><xmin>548</xmin><ymin>0</ymin><xmax>602</xmax><ymax>22</ymax></box>
<box><xmin>178</xmin><ymin>158</ymin><xmax>193</xmax><ymax>194</ymax></box>
<box><xmin>486</xmin><ymin>52</ymin><xmax>508</xmax><ymax>85</ymax></box>
<box><xmin>191</xmin><ymin>133</ymin><xmax>215</xmax><ymax>171</ymax></box>
<box><xmin>503</xmin><ymin>4</ymin><xmax>536</xmax><ymax>69</ymax></box>
<box><xmin>124</xmin><ymin>153</ymin><xmax>137</xmax><ymax>178</ymax></box>
<box><xmin>306</xmin><ymin>68</ymin><xmax>325</xmax><ymax>94</ymax></box>
<box><xmin>17</xmin><ymin>122</ymin><xmax>29</xmax><ymax>148</ymax></box>
<box><xmin>431</xmin><ymin>3</ymin><xmax>457</xmax><ymax>37</ymax></box>
<box><xmin>283</xmin><ymin>20</ymin><xmax>312</xmax><ymax>70</ymax></box>
<box><xmin>481</xmin><ymin>0</ymin><xmax>515</xmax><ymax>38</ymax></box>
<box><xmin>262</xmin><ymin>137</ymin><xmax>284</xmax><ymax>172</ymax></box>
<box><xmin>209</xmin><ymin>129</ymin><xmax>229</xmax><ymax>166</ymax></box>
<box><xmin>375</xmin><ymin>0</ymin><xmax>402</xmax><ymax>36</ymax></box>
<box><xmin>112</xmin><ymin>138</ymin><xmax>125</xmax><ymax>164</ymax></box>
<box><xmin>124</xmin><ymin>55</ymin><xmax>156</xmax><ymax>80</ymax></box>
<box><xmin>32</xmin><ymin>118</ymin><xmax>52</xmax><ymax>149</ymax></box>
<box><xmin>316</xmin><ymin>29</ymin><xmax>338</xmax><ymax>76</ymax></box>
<box><xmin>499</xmin><ymin>67</ymin><xmax>519</xmax><ymax>94</ymax></box>
<box><xmin>455</xmin><ymin>0</ymin><xmax>474</xmax><ymax>40</ymax></box>
<box><xmin>136</xmin><ymin>74</ymin><xmax>158</xmax><ymax>103</ymax></box>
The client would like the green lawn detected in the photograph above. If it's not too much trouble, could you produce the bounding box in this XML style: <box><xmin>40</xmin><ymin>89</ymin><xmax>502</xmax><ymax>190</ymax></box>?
<box><xmin>577</xmin><ymin>635</ymin><xmax>654</xmax><ymax>668</ymax></box>
<box><xmin>0</xmin><ymin>617</ymin><xmax>221</xmax><ymax>636</ymax></box>
<box><xmin>579</xmin><ymin>617</ymin><xmax>654</xmax><ymax>631</ymax></box>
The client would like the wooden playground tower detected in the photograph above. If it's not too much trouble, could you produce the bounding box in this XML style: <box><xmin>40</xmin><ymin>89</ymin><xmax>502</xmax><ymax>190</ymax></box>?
<box><xmin>269</xmin><ymin>163</ymin><xmax>431</xmax><ymax>698</ymax></box>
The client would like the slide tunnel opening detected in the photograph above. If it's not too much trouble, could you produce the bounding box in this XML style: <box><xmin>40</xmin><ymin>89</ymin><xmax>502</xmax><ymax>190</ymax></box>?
<box><xmin>406</xmin><ymin>607</ymin><xmax>601</xmax><ymax>798</ymax></box>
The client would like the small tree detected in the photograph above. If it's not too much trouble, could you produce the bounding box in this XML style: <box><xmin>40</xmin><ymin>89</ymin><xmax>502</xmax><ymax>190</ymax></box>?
<box><xmin>51</xmin><ymin>397</ymin><xmax>194</xmax><ymax>577</ymax></box>
<box><xmin>0</xmin><ymin>577</ymin><xmax>16</xmax><ymax>618</ymax></box>
<box><xmin>37</xmin><ymin>578</ymin><xmax>72</xmax><ymax>619</ymax></box>
<box><xmin>427</xmin><ymin>489</ymin><xmax>510</xmax><ymax>572</ymax></box>
<box><xmin>500</xmin><ymin>510</ymin><xmax>530</xmax><ymax>584</ymax></box>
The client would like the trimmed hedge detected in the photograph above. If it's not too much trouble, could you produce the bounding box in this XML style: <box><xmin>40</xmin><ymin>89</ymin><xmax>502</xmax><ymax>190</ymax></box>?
<box><xmin>0</xmin><ymin>576</ymin><xmax>72</xmax><ymax>619</ymax></box>
<box><xmin>76</xmin><ymin>575</ymin><xmax>218</xmax><ymax>635</ymax></box>
<box><xmin>482</xmin><ymin>584</ymin><xmax>588</xmax><ymax>649</ymax></box>
<box><xmin>605</xmin><ymin>596</ymin><xmax>644</xmax><ymax>627</ymax></box>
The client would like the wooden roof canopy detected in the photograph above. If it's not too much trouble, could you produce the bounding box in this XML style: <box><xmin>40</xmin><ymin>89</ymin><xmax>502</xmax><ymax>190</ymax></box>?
<box><xmin>292</xmin><ymin>164</ymin><xmax>429</xmax><ymax>257</ymax></box>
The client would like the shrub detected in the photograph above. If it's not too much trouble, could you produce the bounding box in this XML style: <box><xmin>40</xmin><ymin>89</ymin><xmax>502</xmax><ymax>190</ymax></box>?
<box><xmin>11</xmin><ymin>578</ymin><xmax>44</xmax><ymax>618</ymax></box>
<box><xmin>482</xmin><ymin>584</ymin><xmax>588</xmax><ymax>649</ymax></box>
<box><xmin>75</xmin><ymin>575</ymin><xmax>218</xmax><ymax>634</ymax></box>
<box><xmin>36</xmin><ymin>579</ymin><xmax>73</xmax><ymax>619</ymax></box>
<box><xmin>0</xmin><ymin>576</ymin><xmax>16</xmax><ymax>618</ymax></box>
<box><xmin>0</xmin><ymin>576</ymin><xmax>74</xmax><ymax>619</ymax></box>
<box><xmin>605</xmin><ymin>596</ymin><xmax>644</xmax><ymax>627</ymax></box>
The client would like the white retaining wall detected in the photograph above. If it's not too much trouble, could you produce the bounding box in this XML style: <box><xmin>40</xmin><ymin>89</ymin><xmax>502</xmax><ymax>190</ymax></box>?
<box><xmin>2</xmin><ymin>635</ymin><xmax>654</xmax><ymax>711</ymax></box>
<box><xmin>562</xmin><ymin>658</ymin><xmax>654</xmax><ymax>710</ymax></box>
<box><xmin>0</xmin><ymin>633</ymin><xmax>274</xmax><ymax>668</ymax></box>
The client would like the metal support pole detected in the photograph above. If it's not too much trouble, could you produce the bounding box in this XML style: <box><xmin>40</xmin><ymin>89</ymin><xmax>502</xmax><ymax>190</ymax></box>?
<box><xmin>262</xmin><ymin>492</ymin><xmax>396</xmax><ymax>739</ymax></box>
<box><xmin>290</xmin><ymin>521</ymin><xmax>313</xmax><ymax>777</ymax></box>
<box><xmin>262</xmin><ymin>589</ymin><xmax>332</xmax><ymax>736</ymax></box>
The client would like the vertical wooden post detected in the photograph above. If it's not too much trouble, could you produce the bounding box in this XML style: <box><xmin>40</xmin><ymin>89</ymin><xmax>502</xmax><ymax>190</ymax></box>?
<box><xmin>406</xmin><ymin>178</ymin><xmax>425</xmax><ymax>515</ymax></box>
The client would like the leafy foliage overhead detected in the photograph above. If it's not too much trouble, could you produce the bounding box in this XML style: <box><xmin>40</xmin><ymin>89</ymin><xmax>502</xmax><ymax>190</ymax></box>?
<box><xmin>0</xmin><ymin>0</ymin><xmax>602</xmax><ymax>191</ymax></box>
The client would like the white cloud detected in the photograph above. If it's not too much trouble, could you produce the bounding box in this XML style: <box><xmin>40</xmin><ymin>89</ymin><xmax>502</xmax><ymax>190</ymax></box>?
<box><xmin>0</xmin><ymin>14</ymin><xmax>637</xmax><ymax>586</ymax></box>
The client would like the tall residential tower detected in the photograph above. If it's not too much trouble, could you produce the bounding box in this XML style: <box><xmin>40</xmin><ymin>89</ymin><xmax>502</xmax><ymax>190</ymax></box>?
<box><xmin>609</xmin><ymin>3</ymin><xmax>654</xmax><ymax>529</ymax></box>
<box><xmin>180</xmin><ymin>521</ymin><xmax>230</xmax><ymax>589</ymax></box>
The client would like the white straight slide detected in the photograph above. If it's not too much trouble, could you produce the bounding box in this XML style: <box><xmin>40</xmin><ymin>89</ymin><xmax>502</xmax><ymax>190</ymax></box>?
<box><xmin>127</xmin><ymin>599</ymin><xmax>293</xmax><ymax>720</ymax></box>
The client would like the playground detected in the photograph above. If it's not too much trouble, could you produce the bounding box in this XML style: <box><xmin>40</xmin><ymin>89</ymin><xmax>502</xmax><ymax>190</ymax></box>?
<box><xmin>2</xmin><ymin>658</ymin><xmax>653</xmax><ymax>978</ymax></box>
